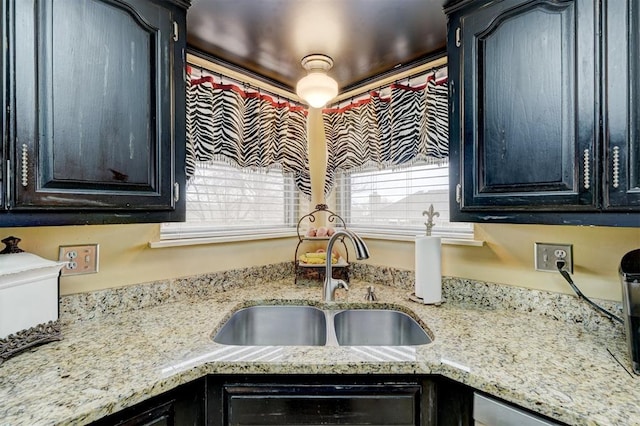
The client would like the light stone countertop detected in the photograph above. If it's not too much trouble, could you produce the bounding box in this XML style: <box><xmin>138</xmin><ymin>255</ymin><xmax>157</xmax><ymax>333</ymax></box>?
<box><xmin>0</xmin><ymin>278</ymin><xmax>636</xmax><ymax>426</ymax></box>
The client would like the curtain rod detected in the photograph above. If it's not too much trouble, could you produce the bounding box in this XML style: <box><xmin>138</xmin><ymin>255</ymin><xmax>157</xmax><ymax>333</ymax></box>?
<box><xmin>187</xmin><ymin>53</ymin><xmax>301</xmax><ymax>104</ymax></box>
<box><xmin>188</xmin><ymin>52</ymin><xmax>447</xmax><ymax>107</ymax></box>
<box><xmin>333</xmin><ymin>56</ymin><xmax>447</xmax><ymax>104</ymax></box>
<box><xmin>189</xmin><ymin>64</ymin><xmax>299</xmax><ymax>105</ymax></box>
<box><xmin>340</xmin><ymin>50</ymin><xmax>447</xmax><ymax>91</ymax></box>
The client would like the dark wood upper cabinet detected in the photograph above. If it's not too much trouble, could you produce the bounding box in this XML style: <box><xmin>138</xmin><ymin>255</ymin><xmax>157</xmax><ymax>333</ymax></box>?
<box><xmin>2</xmin><ymin>0</ymin><xmax>187</xmax><ymax>226</ymax></box>
<box><xmin>446</xmin><ymin>0</ymin><xmax>639</xmax><ymax>227</ymax></box>
<box><xmin>462</xmin><ymin>0</ymin><xmax>597</xmax><ymax>210</ymax></box>
<box><xmin>0</xmin><ymin>0</ymin><xmax>4</xmax><ymax>212</ymax></box>
<box><xmin>604</xmin><ymin>0</ymin><xmax>640</xmax><ymax>210</ymax></box>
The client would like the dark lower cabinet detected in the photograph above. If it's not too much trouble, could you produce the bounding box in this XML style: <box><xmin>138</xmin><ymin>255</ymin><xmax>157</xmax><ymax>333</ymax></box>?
<box><xmin>207</xmin><ymin>375</ymin><xmax>460</xmax><ymax>426</ymax></box>
<box><xmin>110</xmin><ymin>400</ymin><xmax>175</xmax><ymax>426</ymax></box>
<box><xmin>90</xmin><ymin>375</ymin><xmax>475</xmax><ymax>426</ymax></box>
<box><xmin>89</xmin><ymin>379</ymin><xmax>206</xmax><ymax>426</ymax></box>
<box><xmin>436</xmin><ymin>377</ymin><xmax>474</xmax><ymax>426</ymax></box>
<box><xmin>224</xmin><ymin>383</ymin><xmax>421</xmax><ymax>425</ymax></box>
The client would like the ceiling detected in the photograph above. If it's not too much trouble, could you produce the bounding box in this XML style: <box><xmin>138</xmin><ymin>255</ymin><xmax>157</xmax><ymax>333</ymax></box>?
<box><xmin>186</xmin><ymin>0</ymin><xmax>448</xmax><ymax>93</ymax></box>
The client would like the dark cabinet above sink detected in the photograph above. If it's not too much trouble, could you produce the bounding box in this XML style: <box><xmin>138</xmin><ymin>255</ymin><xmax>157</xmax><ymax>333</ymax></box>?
<box><xmin>446</xmin><ymin>0</ymin><xmax>640</xmax><ymax>227</ymax></box>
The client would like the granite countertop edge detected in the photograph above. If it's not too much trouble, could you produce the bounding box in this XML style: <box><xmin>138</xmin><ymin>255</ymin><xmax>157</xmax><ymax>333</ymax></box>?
<box><xmin>0</xmin><ymin>279</ymin><xmax>635</xmax><ymax>426</ymax></box>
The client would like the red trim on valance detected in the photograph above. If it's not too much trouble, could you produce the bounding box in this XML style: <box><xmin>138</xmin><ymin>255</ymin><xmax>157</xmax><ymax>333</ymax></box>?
<box><xmin>324</xmin><ymin>75</ymin><xmax>448</xmax><ymax>114</ymax></box>
<box><xmin>323</xmin><ymin>95</ymin><xmax>379</xmax><ymax>114</ymax></box>
<box><xmin>190</xmin><ymin>75</ymin><xmax>307</xmax><ymax>113</ymax></box>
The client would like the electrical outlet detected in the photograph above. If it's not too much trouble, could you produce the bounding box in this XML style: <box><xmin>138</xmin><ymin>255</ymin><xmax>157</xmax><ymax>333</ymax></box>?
<box><xmin>534</xmin><ymin>242</ymin><xmax>573</xmax><ymax>273</ymax></box>
<box><xmin>58</xmin><ymin>244</ymin><xmax>99</xmax><ymax>276</ymax></box>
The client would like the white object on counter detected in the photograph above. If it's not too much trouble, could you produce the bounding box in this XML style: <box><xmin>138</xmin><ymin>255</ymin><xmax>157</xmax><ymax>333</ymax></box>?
<box><xmin>415</xmin><ymin>236</ymin><xmax>442</xmax><ymax>304</ymax></box>
<box><xmin>0</xmin><ymin>252</ymin><xmax>65</xmax><ymax>339</ymax></box>
<box><xmin>474</xmin><ymin>393</ymin><xmax>560</xmax><ymax>426</ymax></box>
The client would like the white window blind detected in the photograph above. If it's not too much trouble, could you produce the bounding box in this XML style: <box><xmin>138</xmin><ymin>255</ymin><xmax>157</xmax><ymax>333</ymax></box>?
<box><xmin>161</xmin><ymin>161</ymin><xmax>299</xmax><ymax>239</ymax></box>
<box><xmin>336</xmin><ymin>162</ymin><xmax>473</xmax><ymax>237</ymax></box>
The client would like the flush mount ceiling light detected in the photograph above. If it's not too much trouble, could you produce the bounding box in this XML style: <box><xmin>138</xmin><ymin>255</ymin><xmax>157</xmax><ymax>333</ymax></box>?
<box><xmin>296</xmin><ymin>54</ymin><xmax>339</xmax><ymax>108</ymax></box>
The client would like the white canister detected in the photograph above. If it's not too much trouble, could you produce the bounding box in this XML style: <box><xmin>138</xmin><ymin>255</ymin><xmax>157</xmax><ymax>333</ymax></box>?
<box><xmin>0</xmin><ymin>247</ymin><xmax>65</xmax><ymax>339</ymax></box>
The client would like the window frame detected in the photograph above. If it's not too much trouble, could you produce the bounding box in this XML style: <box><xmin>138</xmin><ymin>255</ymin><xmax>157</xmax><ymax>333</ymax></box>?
<box><xmin>334</xmin><ymin>161</ymin><xmax>474</xmax><ymax>240</ymax></box>
<box><xmin>155</xmin><ymin>55</ymin><xmax>479</xmax><ymax>247</ymax></box>
<box><xmin>160</xmin><ymin>161</ymin><xmax>301</xmax><ymax>242</ymax></box>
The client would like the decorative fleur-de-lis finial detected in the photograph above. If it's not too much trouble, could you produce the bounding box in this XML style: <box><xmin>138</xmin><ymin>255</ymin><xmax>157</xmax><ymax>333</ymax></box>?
<box><xmin>422</xmin><ymin>204</ymin><xmax>440</xmax><ymax>236</ymax></box>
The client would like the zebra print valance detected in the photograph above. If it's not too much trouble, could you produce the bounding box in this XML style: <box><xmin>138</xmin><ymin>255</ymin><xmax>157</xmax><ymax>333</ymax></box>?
<box><xmin>186</xmin><ymin>69</ymin><xmax>320</xmax><ymax>196</ymax></box>
<box><xmin>322</xmin><ymin>68</ymin><xmax>448</xmax><ymax>192</ymax></box>
<box><xmin>185</xmin><ymin>66</ymin><xmax>448</xmax><ymax>198</ymax></box>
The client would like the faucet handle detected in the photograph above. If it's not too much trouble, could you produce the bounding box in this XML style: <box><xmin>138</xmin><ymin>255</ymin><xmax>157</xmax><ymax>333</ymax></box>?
<box><xmin>365</xmin><ymin>285</ymin><xmax>377</xmax><ymax>302</ymax></box>
<box><xmin>337</xmin><ymin>279</ymin><xmax>349</xmax><ymax>291</ymax></box>
<box><xmin>325</xmin><ymin>278</ymin><xmax>349</xmax><ymax>302</ymax></box>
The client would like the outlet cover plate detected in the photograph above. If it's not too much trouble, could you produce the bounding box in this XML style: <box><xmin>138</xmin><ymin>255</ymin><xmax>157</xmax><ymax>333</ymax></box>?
<box><xmin>534</xmin><ymin>242</ymin><xmax>573</xmax><ymax>273</ymax></box>
<box><xmin>58</xmin><ymin>244</ymin><xmax>99</xmax><ymax>276</ymax></box>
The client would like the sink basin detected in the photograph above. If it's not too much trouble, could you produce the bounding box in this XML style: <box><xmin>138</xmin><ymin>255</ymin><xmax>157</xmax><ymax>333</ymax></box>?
<box><xmin>333</xmin><ymin>309</ymin><xmax>431</xmax><ymax>346</ymax></box>
<box><xmin>213</xmin><ymin>306</ymin><xmax>431</xmax><ymax>347</ymax></box>
<box><xmin>213</xmin><ymin>305</ymin><xmax>327</xmax><ymax>346</ymax></box>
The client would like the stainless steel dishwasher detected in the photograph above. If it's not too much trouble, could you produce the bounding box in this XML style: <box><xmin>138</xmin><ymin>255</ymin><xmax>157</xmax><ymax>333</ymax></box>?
<box><xmin>474</xmin><ymin>393</ymin><xmax>561</xmax><ymax>426</ymax></box>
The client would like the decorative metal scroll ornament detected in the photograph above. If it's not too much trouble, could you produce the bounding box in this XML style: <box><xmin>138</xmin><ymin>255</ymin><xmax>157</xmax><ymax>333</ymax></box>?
<box><xmin>422</xmin><ymin>204</ymin><xmax>440</xmax><ymax>236</ymax></box>
<box><xmin>0</xmin><ymin>321</ymin><xmax>62</xmax><ymax>364</ymax></box>
<box><xmin>296</xmin><ymin>204</ymin><xmax>345</xmax><ymax>238</ymax></box>
<box><xmin>0</xmin><ymin>236</ymin><xmax>62</xmax><ymax>363</ymax></box>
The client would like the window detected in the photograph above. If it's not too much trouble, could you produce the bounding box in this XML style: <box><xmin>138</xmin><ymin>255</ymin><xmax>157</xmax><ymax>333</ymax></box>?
<box><xmin>161</xmin><ymin>161</ymin><xmax>299</xmax><ymax>240</ymax></box>
<box><xmin>160</xmin><ymin>58</ymin><xmax>470</xmax><ymax>245</ymax></box>
<box><xmin>336</xmin><ymin>161</ymin><xmax>473</xmax><ymax>238</ymax></box>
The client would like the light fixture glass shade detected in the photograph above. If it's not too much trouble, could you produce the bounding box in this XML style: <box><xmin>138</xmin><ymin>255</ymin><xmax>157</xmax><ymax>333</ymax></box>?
<box><xmin>296</xmin><ymin>55</ymin><xmax>338</xmax><ymax>108</ymax></box>
<box><xmin>296</xmin><ymin>71</ymin><xmax>338</xmax><ymax>108</ymax></box>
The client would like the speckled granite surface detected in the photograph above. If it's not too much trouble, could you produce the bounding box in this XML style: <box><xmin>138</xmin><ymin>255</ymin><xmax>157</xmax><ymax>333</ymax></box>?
<box><xmin>1</xmin><ymin>264</ymin><xmax>635</xmax><ymax>426</ymax></box>
<box><xmin>59</xmin><ymin>262</ymin><xmax>294</xmax><ymax>322</ymax></box>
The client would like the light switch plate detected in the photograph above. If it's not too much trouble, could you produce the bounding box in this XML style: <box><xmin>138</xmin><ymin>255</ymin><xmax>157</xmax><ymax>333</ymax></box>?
<box><xmin>58</xmin><ymin>244</ymin><xmax>99</xmax><ymax>276</ymax></box>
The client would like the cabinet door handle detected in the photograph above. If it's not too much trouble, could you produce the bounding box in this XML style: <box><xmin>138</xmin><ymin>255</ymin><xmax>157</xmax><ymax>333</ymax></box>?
<box><xmin>172</xmin><ymin>22</ymin><xmax>179</xmax><ymax>42</ymax></box>
<box><xmin>456</xmin><ymin>183</ymin><xmax>461</xmax><ymax>204</ymax></box>
<box><xmin>455</xmin><ymin>27</ymin><xmax>461</xmax><ymax>47</ymax></box>
<box><xmin>583</xmin><ymin>149</ymin><xmax>590</xmax><ymax>190</ymax></box>
<box><xmin>21</xmin><ymin>144</ymin><xmax>28</xmax><ymax>187</ymax></box>
<box><xmin>612</xmin><ymin>146</ymin><xmax>620</xmax><ymax>189</ymax></box>
<box><xmin>174</xmin><ymin>182</ymin><xmax>180</xmax><ymax>202</ymax></box>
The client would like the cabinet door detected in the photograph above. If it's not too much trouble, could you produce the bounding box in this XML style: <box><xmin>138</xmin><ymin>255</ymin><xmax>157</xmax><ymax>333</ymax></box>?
<box><xmin>10</xmin><ymin>0</ymin><xmax>177</xmax><ymax>212</ymax></box>
<box><xmin>0</xmin><ymin>0</ymin><xmax>5</xmax><ymax>210</ymax></box>
<box><xmin>604</xmin><ymin>0</ymin><xmax>640</xmax><ymax>211</ymax></box>
<box><xmin>224</xmin><ymin>383</ymin><xmax>421</xmax><ymax>426</ymax></box>
<box><xmin>114</xmin><ymin>400</ymin><xmax>174</xmax><ymax>426</ymax></box>
<box><xmin>89</xmin><ymin>379</ymin><xmax>206</xmax><ymax>426</ymax></box>
<box><xmin>450</xmin><ymin>0</ymin><xmax>598</xmax><ymax>213</ymax></box>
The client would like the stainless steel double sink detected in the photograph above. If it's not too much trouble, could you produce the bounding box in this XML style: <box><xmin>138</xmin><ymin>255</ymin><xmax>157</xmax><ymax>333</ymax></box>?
<box><xmin>213</xmin><ymin>305</ymin><xmax>432</xmax><ymax>346</ymax></box>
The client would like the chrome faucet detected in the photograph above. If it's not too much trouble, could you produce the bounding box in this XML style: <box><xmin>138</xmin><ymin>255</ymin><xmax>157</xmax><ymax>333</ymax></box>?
<box><xmin>324</xmin><ymin>229</ymin><xmax>370</xmax><ymax>302</ymax></box>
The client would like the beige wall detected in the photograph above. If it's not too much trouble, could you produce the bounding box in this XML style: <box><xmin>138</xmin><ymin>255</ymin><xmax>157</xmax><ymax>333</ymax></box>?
<box><xmin>3</xmin><ymin>224</ymin><xmax>296</xmax><ymax>295</ymax></box>
<box><xmin>361</xmin><ymin>223</ymin><xmax>639</xmax><ymax>301</ymax></box>
<box><xmin>3</xmin><ymin>223</ymin><xmax>638</xmax><ymax>300</ymax></box>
